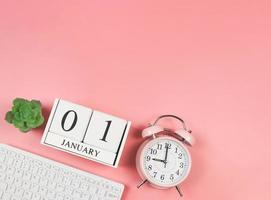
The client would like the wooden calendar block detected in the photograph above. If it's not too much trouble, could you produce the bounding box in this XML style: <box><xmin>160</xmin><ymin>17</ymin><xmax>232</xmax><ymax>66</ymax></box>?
<box><xmin>41</xmin><ymin>99</ymin><xmax>131</xmax><ymax>167</ymax></box>
<box><xmin>49</xmin><ymin>100</ymin><xmax>93</xmax><ymax>142</ymax></box>
<box><xmin>83</xmin><ymin>111</ymin><xmax>128</xmax><ymax>152</ymax></box>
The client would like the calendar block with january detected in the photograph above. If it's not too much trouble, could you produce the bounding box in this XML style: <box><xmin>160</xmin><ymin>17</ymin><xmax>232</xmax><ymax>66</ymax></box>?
<box><xmin>41</xmin><ymin>99</ymin><xmax>131</xmax><ymax>167</ymax></box>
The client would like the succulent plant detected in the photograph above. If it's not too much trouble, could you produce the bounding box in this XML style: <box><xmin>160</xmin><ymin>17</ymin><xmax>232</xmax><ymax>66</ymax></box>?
<box><xmin>5</xmin><ymin>98</ymin><xmax>45</xmax><ymax>132</ymax></box>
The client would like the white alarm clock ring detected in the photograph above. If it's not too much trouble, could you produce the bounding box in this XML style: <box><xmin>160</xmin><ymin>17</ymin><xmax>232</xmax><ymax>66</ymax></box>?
<box><xmin>136</xmin><ymin>115</ymin><xmax>195</xmax><ymax>198</ymax></box>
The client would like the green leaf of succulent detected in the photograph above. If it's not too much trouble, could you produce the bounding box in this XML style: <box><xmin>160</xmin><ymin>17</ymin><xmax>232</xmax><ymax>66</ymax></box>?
<box><xmin>12</xmin><ymin>105</ymin><xmax>19</xmax><ymax>113</ymax></box>
<box><xmin>13</xmin><ymin>98</ymin><xmax>27</xmax><ymax>106</ymax></box>
<box><xmin>30</xmin><ymin>100</ymin><xmax>41</xmax><ymax>108</ymax></box>
<box><xmin>32</xmin><ymin>108</ymin><xmax>40</xmax><ymax>117</ymax></box>
<box><xmin>5</xmin><ymin>111</ymin><xmax>14</xmax><ymax>124</ymax></box>
<box><xmin>19</xmin><ymin>125</ymin><xmax>31</xmax><ymax>133</ymax></box>
<box><xmin>13</xmin><ymin>118</ymin><xmax>25</xmax><ymax>128</ymax></box>
<box><xmin>36</xmin><ymin>116</ymin><xmax>44</xmax><ymax>126</ymax></box>
<box><xmin>5</xmin><ymin>98</ymin><xmax>45</xmax><ymax>133</ymax></box>
<box><xmin>14</xmin><ymin>112</ymin><xmax>21</xmax><ymax>120</ymax></box>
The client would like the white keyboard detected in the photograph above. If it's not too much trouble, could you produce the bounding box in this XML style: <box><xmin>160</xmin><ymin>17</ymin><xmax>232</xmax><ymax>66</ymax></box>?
<box><xmin>0</xmin><ymin>144</ymin><xmax>124</xmax><ymax>200</ymax></box>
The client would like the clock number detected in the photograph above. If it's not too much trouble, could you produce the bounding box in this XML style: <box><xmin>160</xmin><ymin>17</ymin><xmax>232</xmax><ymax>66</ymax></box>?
<box><xmin>100</xmin><ymin>120</ymin><xmax>112</xmax><ymax>142</ymax></box>
<box><xmin>160</xmin><ymin>174</ymin><xmax>165</xmax><ymax>180</ymax></box>
<box><xmin>148</xmin><ymin>165</ymin><xmax>152</xmax><ymax>170</ymax></box>
<box><xmin>176</xmin><ymin>169</ymin><xmax>180</xmax><ymax>175</ymax></box>
<box><xmin>170</xmin><ymin>174</ymin><xmax>174</xmax><ymax>181</ymax></box>
<box><xmin>153</xmin><ymin>171</ymin><xmax>157</xmax><ymax>178</ymax></box>
<box><xmin>150</xmin><ymin>149</ymin><xmax>157</xmax><ymax>155</ymax></box>
<box><xmin>175</xmin><ymin>147</ymin><xmax>178</xmax><ymax>153</ymax></box>
<box><xmin>180</xmin><ymin>162</ymin><xmax>184</xmax><ymax>168</ymax></box>
<box><xmin>165</xmin><ymin>143</ymin><xmax>171</xmax><ymax>149</ymax></box>
<box><xmin>146</xmin><ymin>156</ymin><xmax>151</xmax><ymax>161</ymax></box>
<box><xmin>157</xmin><ymin>144</ymin><xmax>162</xmax><ymax>150</ymax></box>
<box><xmin>61</xmin><ymin>110</ymin><xmax>78</xmax><ymax>131</ymax></box>
<box><xmin>178</xmin><ymin>153</ymin><xmax>183</xmax><ymax>159</ymax></box>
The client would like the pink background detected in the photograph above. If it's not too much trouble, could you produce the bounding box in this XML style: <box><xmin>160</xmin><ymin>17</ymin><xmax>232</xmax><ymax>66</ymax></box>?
<box><xmin>0</xmin><ymin>0</ymin><xmax>271</xmax><ymax>199</ymax></box>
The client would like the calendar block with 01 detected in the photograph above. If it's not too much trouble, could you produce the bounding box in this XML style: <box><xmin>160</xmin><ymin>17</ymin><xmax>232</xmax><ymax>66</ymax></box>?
<box><xmin>41</xmin><ymin>99</ymin><xmax>131</xmax><ymax>167</ymax></box>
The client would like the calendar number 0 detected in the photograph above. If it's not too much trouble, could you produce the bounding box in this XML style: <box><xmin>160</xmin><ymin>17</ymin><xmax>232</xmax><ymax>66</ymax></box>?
<box><xmin>61</xmin><ymin>110</ymin><xmax>78</xmax><ymax>131</ymax></box>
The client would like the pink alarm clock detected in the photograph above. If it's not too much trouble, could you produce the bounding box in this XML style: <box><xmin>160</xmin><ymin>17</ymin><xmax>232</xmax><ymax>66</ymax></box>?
<box><xmin>136</xmin><ymin>115</ymin><xmax>195</xmax><ymax>197</ymax></box>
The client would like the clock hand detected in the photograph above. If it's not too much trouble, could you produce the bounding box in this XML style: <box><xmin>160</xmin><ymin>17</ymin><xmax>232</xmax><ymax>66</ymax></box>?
<box><xmin>164</xmin><ymin>144</ymin><xmax>169</xmax><ymax>168</ymax></box>
<box><xmin>152</xmin><ymin>158</ymin><xmax>166</xmax><ymax>163</ymax></box>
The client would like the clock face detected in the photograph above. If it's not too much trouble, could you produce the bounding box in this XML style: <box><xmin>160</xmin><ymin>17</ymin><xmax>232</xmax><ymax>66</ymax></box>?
<box><xmin>141</xmin><ymin>137</ymin><xmax>191</xmax><ymax>187</ymax></box>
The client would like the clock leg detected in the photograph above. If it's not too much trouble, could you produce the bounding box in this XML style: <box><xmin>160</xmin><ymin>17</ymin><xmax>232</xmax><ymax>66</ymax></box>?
<box><xmin>137</xmin><ymin>179</ymin><xmax>148</xmax><ymax>189</ymax></box>
<box><xmin>175</xmin><ymin>186</ymin><xmax>183</xmax><ymax>198</ymax></box>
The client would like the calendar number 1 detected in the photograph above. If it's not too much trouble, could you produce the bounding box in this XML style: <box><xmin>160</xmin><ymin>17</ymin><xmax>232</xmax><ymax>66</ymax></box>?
<box><xmin>100</xmin><ymin>120</ymin><xmax>112</xmax><ymax>142</ymax></box>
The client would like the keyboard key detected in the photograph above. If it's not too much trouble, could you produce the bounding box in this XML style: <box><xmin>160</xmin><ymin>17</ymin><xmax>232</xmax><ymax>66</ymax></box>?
<box><xmin>0</xmin><ymin>172</ymin><xmax>6</xmax><ymax>181</ymax></box>
<box><xmin>6</xmin><ymin>175</ymin><xmax>14</xmax><ymax>184</ymax></box>
<box><xmin>23</xmin><ymin>191</ymin><xmax>33</xmax><ymax>199</ymax></box>
<box><xmin>0</xmin><ymin>182</ymin><xmax>7</xmax><ymax>190</ymax></box>
<box><xmin>30</xmin><ymin>183</ymin><xmax>39</xmax><ymax>193</ymax></box>
<box><xmin>56</xmin><ymin>183</ymin><xmax>65</xmax><ymax>192</ymax></box>
<box><xmin>32</xmin><ymin>193</ymin><xmax>41</xmax><ymax>200</ymax></box>
<box><xmin>71</xmin><ymin>180</ymin><xmax>80</xmax><ymax>188</ymax></box>
<box><xmin>38</xmin><ymin>186</ymin><xmax>47</xmax><ymax>195</ymax></box>
<box><xmin>56</xmin><ymin>193</ymin><xmax>64</xmax><ymax>200</ymax></box>
<box><xmin>39</xmin><ymin>178</ymin><xmax>48</xmax><ymax>186</ymax></box>
<box><xmin>13</xmin><ymin>178</ymin><xmax>22</xmax><ymax>187</ymax></box>
<box><xmin>6</xmin><ymin>166</ymin><xmax>15</xmax><ymax>175</ymax></box>
<box><xmin>7</xmin><ymin>157</ymin><xmax>14</xmax><ymax>165</ymax></box>
<box><xmin>81</xmin><ymin>181</ymin><xmax>89</xmax><ymax>191</ymax></box>
<box><xmin>14</xmin><ymin>188</ymin><xmax>24</xmax><ymax>196</ymax></box>
<box><xmin>46</xmin><ymin>190</ymin><xmax>56</xmax><ymax>199</ymax></box>
<box><xmin>72</xmin><ymin>189</ymin><xmax>82</xmax><ymax>198</ymax></box>
<box><xmin>2</xmin><ymin>192</ymin><xmax>12</xmax><ymax>200</ymax></box>
<box><xmin>6</xmin><ymin>185</ymin><xmax>16</xmax><ymax>193</ymax></box>
<box><xmin>0</xmin><ymin>154</ymin><xmax>5</xmax><ymax>162</ymax></box>
<box><xmin>23</xmin><ymin>171</ymin><xmax>32</xmax><ymax>180</ymax></box>
<box><xmin>64</xmin><ymin>186</ymin><xmax>74</xmax><ymax>195</ymax></box>
<box><xmin>0</xmin><ymin>163</ymin><xmax>7</xmax><ymax>172</ymax></box>
<box><xmin>22</xmin><ymin>180</ymin><xmax>31</xmax><ymax>190</ymax></box>
<box><xmin>81</xmin><ymin>193</ymin><xmax>92</xmax><ymax>200</ymax></box>
<box><xmin>64</xmin><ymin>196</ymin><xmax>72</xmax><ymax>200</ymax></box>
<box><xmin>47</xmin><ymin>181</ymin><xmax>57</xmax><ymax>190</ymax></box>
